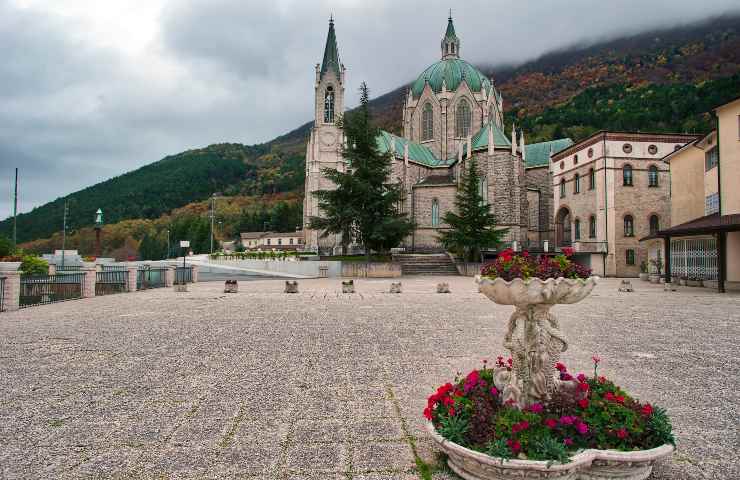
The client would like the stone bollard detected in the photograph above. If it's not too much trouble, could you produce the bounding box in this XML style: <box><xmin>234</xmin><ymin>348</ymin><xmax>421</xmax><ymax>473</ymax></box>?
<box><xmin>191</xmin><ymin>265</ymin><xmax>199</xmax><ymax>283</ymax></box>
<box><xmin>165</xmin><ymin>266</ymin><xmax>176</xmax><ymax>287</ymax></box>
<box><xmin>664</xmin><ymin>282</ymin><xmax>676</xmax><ymax>292</ymax></box>
<box><xmin>285</xmin><ymin>281</ymin><xmax>299</xmax><ymax>294</ymax></box>
<box><xmin>0</xmin><ymin>267</ymin><xmax>21</xmax><ymax>312</ymax></box>
<box><xmin>618</xmin><ymin>280</ymin><xmax>634</xmax><ymax>292</ymax></box>
<box><xmin>389</xmin><ymin>282</ymin><xmax>402</xmax><ymax>294</ymax></box>
<box><xmin>224</xmin><ymin>280</ymin><xmax>238</xmax><ymax>293</ymax></box>
<box><xmin>126</xmin><ymin>266</ymin><xmax>138</xmax><ymax>292</ymax></box>
<box><xmin>342</xmin><ymin>280</ymin><xmax>355</xmax><ymax>294</ymax></box>
<box><xmin>48</xmin><ymin>263</ymin><xmax>56</xmax><ymax>275</ymax></box>
<box><xmin>81</xmin><ymin>266</ymin><xmax>97</xmax><ymax>298</ymax></box>
<box><xmin>437</xmin><ymin>282</ymin><xmax>451</xmax><ymax>293</ymax></box>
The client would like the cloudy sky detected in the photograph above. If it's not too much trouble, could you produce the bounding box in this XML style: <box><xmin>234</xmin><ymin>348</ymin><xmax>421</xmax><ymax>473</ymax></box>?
<box><xmin>1</xmin><ymin>0</ymin><xmax>738</xmax><ymax>218</ymax></box>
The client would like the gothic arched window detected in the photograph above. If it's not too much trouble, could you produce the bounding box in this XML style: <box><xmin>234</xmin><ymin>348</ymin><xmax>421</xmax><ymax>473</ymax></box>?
<box><xmin>324</xmin><ymin>86</ymin><xmax>335</xmax><ymax>124</ymax></box>
<box><xmin>649</xmin><ymin>215</ymin><xmax>660</xmax><ymax>236</ymax></box>
<box><xmin>589</xmin><ymin>168</ymin><xmax>595</xmax><ymax>190</ymax></box>
<box><xmin>455</xmin><ymin>99</ymin><xmax>472</xmax><ymax>138</ymax></box>
<box><xmin>623</xmin><ymin>164</ymin><xmax>633</xmax><ymax>186</ymax></box>
<box><xmin>589</xmin><ymin>215</ymin><xmax>597</xmax><ymax>238</ymax></box>
<box><xmin>574</xmin><ymin>173</ymin><xmax>581</xmax><ymax>194</ymax></box>
<box><xmin>648</xmin><ymin>165</ymin><xmax>659</xmax><ymax>187</ymax></box>
<box><xmin>624</xmin><ymin>215</ymin><xmax>634</xmax><ymax>237</ymax></box>
<box><xmin>574</xmin><ymin>218</ymin><xmax>581</xmax><ymax>240</ymax></box>
<box><xmin>431</xmin><ymin>199</ymin><xmax>440</xmax><ymax>227</ymax></box>
<box><xmin>478</xmin><ymin>176</ymin><xmax>488</xmax><ymax>205</ymax></box>
<box><xmin>422</xmin><ymin>103</ymin><xmax>434</xmax><ymax>141</ymax></box>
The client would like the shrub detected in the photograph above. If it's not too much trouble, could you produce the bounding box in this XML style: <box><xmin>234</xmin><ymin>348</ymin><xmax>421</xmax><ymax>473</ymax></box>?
<box><xmin>20</xmin><ymin>255</ymin><xmax>49</xmax><ymax>275</ymax></box>
<box><xmin>480</xmin><ymin>248</ymin><xmax>591</xmax><ymax>281</ymax></box>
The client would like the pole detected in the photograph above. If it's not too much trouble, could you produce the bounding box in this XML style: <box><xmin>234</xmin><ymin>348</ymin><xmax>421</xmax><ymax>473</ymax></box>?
<box><xmin>61</xmin><ymin>201</ymin><xmax>68</xmax><ymax>268</ymax></box>
<box><xmin>210</xmin><ymin>194</ymin><xmax>216</xmax><ymax>254</ymax></box>
<box><xmin>12</xmin><ymin>168</ymin><xmax>18</xmax><ymax>250</ymax></box>
<box><xmin>167</xmin><ymin>230</ymin><xmax>170</xmax><ymax>259</ymax></box>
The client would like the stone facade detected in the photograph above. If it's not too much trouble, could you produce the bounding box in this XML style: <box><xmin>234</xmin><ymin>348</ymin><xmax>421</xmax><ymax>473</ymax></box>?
<box><xmin>552</xmin><ymin>132</ymin><xmax>698</xmax><ymax>277</ymax></box>
<box><xmin>304</xmin><ymin>17</ymin><xmax>554</xmax><ymax>253</ymax></box>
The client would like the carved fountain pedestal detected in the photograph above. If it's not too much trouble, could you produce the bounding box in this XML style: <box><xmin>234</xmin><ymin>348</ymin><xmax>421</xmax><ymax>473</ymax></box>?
<box><xmin>426</xmin><ymin>276</ymin><xmax>675</xmax><ymax>480</ymax></box>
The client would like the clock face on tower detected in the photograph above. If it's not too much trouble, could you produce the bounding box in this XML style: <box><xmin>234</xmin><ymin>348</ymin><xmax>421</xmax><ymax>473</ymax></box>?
<box><xmin>320</xmin><ymin>131</ymin><xmax>337</xmax><ymax>147</ymax></box>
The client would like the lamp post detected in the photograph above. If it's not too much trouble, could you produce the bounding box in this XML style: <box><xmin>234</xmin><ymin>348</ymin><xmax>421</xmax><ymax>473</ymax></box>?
<box><xmin>166</xmin><ymin>229</ymin><xmax>170</xmax><ymax>259</ymax></box>
<box><xmin>94</xmin><ymin>208</ymin><xmax>103</xmax><ymax>258</ymax></box>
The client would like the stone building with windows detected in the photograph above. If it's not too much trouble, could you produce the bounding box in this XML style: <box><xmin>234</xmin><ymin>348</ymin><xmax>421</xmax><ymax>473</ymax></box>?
<box><xmin>551</xmin><ymin>131</ymin><xmax>699</xmax><ymax>277</ymax></box>
<box><xmin>646</xmin><ymin>96</ymin><xmax>740</xmax><ymax>291</ymax></box>
<box><xmin>303</xmin><ymin>16</ymin><xmax>570</xmax><ymax>253</ymax></box>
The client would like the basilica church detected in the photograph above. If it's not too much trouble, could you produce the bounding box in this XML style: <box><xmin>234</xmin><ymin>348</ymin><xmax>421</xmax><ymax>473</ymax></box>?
<box><xmin>303</xmin><ymin>16</ymin><xmax>572</xmax><ymax>253</ymax></box>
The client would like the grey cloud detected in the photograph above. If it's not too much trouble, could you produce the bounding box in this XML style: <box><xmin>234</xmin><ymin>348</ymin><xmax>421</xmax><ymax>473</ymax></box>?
<box><xmin>1</xmin><ymin>0</ymin><xmax>739</xmax><ymax>219</ymax></box>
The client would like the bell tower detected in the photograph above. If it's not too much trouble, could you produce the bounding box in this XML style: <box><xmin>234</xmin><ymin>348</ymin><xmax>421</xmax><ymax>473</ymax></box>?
<box><xmin>303</xmin><ymin>16</ymin><xmax>346</xmax><ymax>252</ymax></box>
<box><xmin>440</xmin><ymin>13</ymin><xmax>460</xmax><ymax>60</ymax></box>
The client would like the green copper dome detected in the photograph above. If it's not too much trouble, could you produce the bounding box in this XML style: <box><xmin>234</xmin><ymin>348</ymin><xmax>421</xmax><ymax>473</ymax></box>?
<box><xmin>411</xmin><ymin>58</ymin><xmax>492</xmax><ymax>98</ymax></box>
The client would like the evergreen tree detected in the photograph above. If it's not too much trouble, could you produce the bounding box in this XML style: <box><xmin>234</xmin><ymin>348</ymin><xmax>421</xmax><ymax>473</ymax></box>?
<box><xmin>310</xmin><ymin>82</ymin><xmax>414</xmax><ymax>257</ymax></box>
<box><xmin>438</xmin><ymin>158</ymin><xmax>508</xmax><ymax>262</ymax></box>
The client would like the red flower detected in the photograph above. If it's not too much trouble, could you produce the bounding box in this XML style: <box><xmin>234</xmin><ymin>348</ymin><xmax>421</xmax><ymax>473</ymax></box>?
<box><xmin>507</xmin><ymin>439</ymin><xmax>521</xmax><ymax>453</ymax></box>
<box><xmin>561</xmin><ymin>373</ymin><xmax>573</xmax><ymax>381</ymax></box>
<box><xmin>604</xmin><ymin>392</ymin><xmax>615</xmax><ymax>402</ymax></box>
<box><xmin>598</xmin><ymin>376</ymin><xmax>607</xmax><ymax>384</ymax></box>
<box><xmin>563</xmin><ymin>437</ymin><xmax>574</xmax><ymax>446</ymax></box>
<box><xmin>442</xmin><ymin>396</ymin><xmax>454</xmax><ymax>407</ymax></box>
<box><xmin>641</xmin><ymin>404</ymin><xmax>654</xmax><ymax>417</ymax></box>
<box><xmin>616</xmin><ymin>428</ymin><xmax>628</xmax><ymax>439</ymax></box>
<box><xmin>562</xmin><ymin>247</ymin><xmax>575</xmax><ymax>257</ymax></box>
<box><xmin>578</xmin><ymin>399</ymin><xmax>589</xmax><ymax>409</ymax></box>
<box><xmin>512</xmin><ymin>421</ymin><xmax>530</xmax><ymax>434</ymax></box>
<box><xmin>423</xmin><ymin>407</ymin><xmax>432</xmax><ymax>420</ymax></box>
<box><xmin>575</xmin><ymin>421</ymin><xmax>589</xmax><ymax>435</ymax></box>
<box><xmin>592</xmin><ymin>355</ymin><xmax>601</xmax><ymax>365</ymax></box>
<box><xmin>555</xmin><ymin>362</ymin><xmax>567</xmax><ymax>372</ymax></box>
<box><xmin>490</xmin><ymin>387</ymin><xmax>499</xmax><ymax>396</ymax></box>
<box><xmin>448</xmin><ymin>407</ymin><xmax>456</xmax><ymax>417</ymax></box>
<box><xmin>528</xmin><ymin>403</ymin><xmax>544</xmax><ymax>414</ymax></box>
<box><xmin>544</xmin><ymin>418</ymin><xmax>558</xmax><ymax>429</ymax></box>
<box><xmin>576</xmin><ymin>373</ymin><xmax>587</xmax><ymax>383</ymax></box>
<box><xmin>499</xmin><ymin>248</ymin><xmax>514</xmax><ymax>261</ymax></box>
<box><xmin>615</xmin><ymin>395</ymin><xmax>625</xmax><ymax>404</ymax></box>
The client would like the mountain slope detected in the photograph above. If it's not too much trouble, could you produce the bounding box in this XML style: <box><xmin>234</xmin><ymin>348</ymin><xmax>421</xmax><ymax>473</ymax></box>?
<box><xmin>4</xmin><ymin>14</ymin><xmax>740</xmax><ymax>246</ymax></box>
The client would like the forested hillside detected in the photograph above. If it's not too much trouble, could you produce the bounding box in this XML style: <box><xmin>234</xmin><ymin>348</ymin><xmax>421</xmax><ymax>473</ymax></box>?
<box><xmin>6</xmin><ymin>14</ymin><xmax>740</xmax><ymax>256</ymax></box>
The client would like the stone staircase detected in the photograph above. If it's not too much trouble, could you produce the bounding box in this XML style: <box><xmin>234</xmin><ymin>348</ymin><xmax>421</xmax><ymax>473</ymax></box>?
<box><xmin>392</xmin><ymin>253</ymin><xmax>459</xmax><ymax>276</ymax></box>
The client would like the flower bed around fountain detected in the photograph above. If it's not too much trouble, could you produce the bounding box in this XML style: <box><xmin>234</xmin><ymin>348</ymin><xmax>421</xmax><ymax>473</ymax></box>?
<box><xmin>425</xmin><ymin>249</ymin><xmax>675</xmax><ymax>479</ymax></box>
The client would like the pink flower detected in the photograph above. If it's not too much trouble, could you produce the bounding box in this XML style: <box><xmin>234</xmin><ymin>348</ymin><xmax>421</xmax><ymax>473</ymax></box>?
<box><xmin>562</xmin><ymin>247</ymin><xmax>575</xmax><ymax>257</ymax></box>
<box><xmin>563</xmin><ymin>437</ymin><xmax>574</xmax><ymax>446</ymax></box>
<box><xmin>507</xmin><ymin>439</ymin><xmax>521</xmax><ymax>453</ymax></box>
<box><xmin>512</xmin><ymin>421</ymin><xmax>530</xmax><ymax>434</ymax></box>
<box><xmin>544</xmin><ymin>418</ymin><xmax>558</xmax><ymax>429</ymax></box>
<box><xmin>578</xmin><ymin>399</ymin><xmax>589</xmax><ymax>409</ymax></box>
<box><xmin>559</xmin><ymin>416</ymin><xmax>575</xmax><ymax>426</ymax></box>
<box><xmin>528</xmin><ymin>403</ymin><xmax>544</xmax><ymax>414</ymax></box>
<box><xmin>576</xmin><ymin>373</ymin><xmax>587</xmax><ymax>383</ymax></box>
<box><xmin>561</xmin><ymin>373</ymin><xmax>573</xmax><ymax>381</ymax></box>
<box><xmin>592</xmin><ymin>355</ymin><xmax>601</xmax><ymax>365</ymax></box>
<box><xmin>575</xmin><ymin>421</ymin><xmax>589</xmax><ymax>435</ymax></box>
<box><xmin>616</xmin><ymin>428</ymin><xmax>628</xmax><ymax>439</ymax></box>
<box><xmin>490</xmin><ymin>387</ymin><xmax>499</xmax><ymax>396</ymax></box>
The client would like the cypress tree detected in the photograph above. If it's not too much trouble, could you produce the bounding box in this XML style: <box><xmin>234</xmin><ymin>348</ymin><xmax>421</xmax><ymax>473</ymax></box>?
<box><xmin>438</xmin><ymin>158</ymin><xmax>507</xmax><ymax>262</ymax></box>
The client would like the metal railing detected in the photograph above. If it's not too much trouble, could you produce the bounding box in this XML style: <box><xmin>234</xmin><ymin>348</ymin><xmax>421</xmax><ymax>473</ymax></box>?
<box><xmin>20</xmin><ymin>273</ymin><xmax>84</xmax><ymax>308</ymax></box>
<box><xmin>95</xmin><ymin>270</ymin><xmax>128</xmax><ymax>296</ymax></box>
<box><xmin>174</xmin><ymin>266</ymin><xmax>193</xmax><ymax>284</ymax></box>
<box><xmin>0</xmin><ymin>276</ymin><xmax>5</xmax><ymax>312</ymax></box>
<box><xmin>55</xmin><ymin>264</ymin><xmax>82</xmax><ymax>272</ymax></box>
<box><xmin>136</xmin><ymin>266</ymin><xmax>167</xmax><ymax>290</ymax></box>
<box><xmin>101</xmin><ymin>264</ymin><xmax>128</xmax><ymax>272</ymax></box>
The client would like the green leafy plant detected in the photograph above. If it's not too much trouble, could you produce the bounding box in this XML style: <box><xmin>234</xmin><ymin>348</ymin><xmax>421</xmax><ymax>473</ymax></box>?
<box><xmin>437</xmin><ymin>413</ymin><xmax>470</xmax><ymax>445</ymax></box>
<box><xmin>20</xmin><ymin>255</ymin><xmax>48</xmax><ymax>275</ymax></box>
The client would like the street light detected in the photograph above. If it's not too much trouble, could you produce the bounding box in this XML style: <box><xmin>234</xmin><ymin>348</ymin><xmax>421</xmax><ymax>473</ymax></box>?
<box><xmin>94</xmin><ymin>208</ymin><xmax>103</xmax><ymax>258</ymax></box>
<box><xmin>166</xmin><ymin>229</ymin><xmax>170</xmax><ymax>259</ymax></box>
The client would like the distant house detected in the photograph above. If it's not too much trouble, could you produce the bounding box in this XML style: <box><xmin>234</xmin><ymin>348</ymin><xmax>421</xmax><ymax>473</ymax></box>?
<box><xmin>239</xmin><ymin>231</ymin><xmax>305</xmax><ymax>251</ymax></box>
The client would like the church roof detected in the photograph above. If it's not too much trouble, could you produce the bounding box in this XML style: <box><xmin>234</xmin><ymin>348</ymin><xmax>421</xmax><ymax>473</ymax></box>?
<box><xmin>411</xmin><ymin>58</ymin><xmax>492</xmax><ymax>98</ymax></box>
<box><xmin>525</xmin><ymin>138</ymin><xmax>574</xmax><ymax>168</ymax></box>
<box><xmin>375</xmin><ymin>131</ymin><xmax>455</xmax><ymax>168</ymax></box>
<box><xmin>321</xmin><ymin>17</ymin><xmax>341</xmax><ymax>77</ymax></box>
<box><xmin>471</xmin><ymin>122</ymin><xmax>512</xmax><ymax>151</ymax></box>
<box><xmin>444</xmin><ymin>15</ymin><xmax>457</xmax><ymax>40</ymax></box>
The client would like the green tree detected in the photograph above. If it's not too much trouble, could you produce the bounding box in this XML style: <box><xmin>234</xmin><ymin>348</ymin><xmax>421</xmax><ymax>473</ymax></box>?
<box><xmin>310</xmin><ymin>82</ymin><xmax>414</xmax><ymax>258</ymax></box>
<box><xmin>0</xmin><ymin>235</ymin><xmax>14</xmax><ymax>257</ymax></box>
<box><xmin>438</xmin><ymin>158</ymin><xmax>508</xmax><ymax>262</ymax></box>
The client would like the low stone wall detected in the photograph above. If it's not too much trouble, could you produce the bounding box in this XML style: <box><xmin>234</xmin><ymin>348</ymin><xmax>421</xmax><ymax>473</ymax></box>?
<box><xmin>341</xmin><ymin>262</ymin><xmax>402</xmax><ymax>278</ymax></box>
<box><xmin>456</xmin><ymin>262</ymin><xmax>483</xmax><ymax>277</ymax></box>
<box><xmin>206</xmin><ymin>259</ymin><xmax>343</xmax><ymax>278</ymax></box>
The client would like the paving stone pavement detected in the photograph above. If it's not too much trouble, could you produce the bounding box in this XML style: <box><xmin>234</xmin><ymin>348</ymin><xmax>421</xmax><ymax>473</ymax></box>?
<box><xmin>0</xmin><ymin>276</ymin><xmax>738</xmax><ymax>479</ymax></box>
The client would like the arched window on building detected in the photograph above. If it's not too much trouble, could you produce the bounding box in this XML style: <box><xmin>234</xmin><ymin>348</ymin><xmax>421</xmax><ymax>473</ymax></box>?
<box><xmin>589</xmin><ymin>215</ymin><xmax>597</xmax><ymax>239</ymax></box>
<box><xmin>649</xmin><ymin>215</ymin><xmax>660</xmax><ymax>236</ymax></box>
<box><xmin>455</xmin><ymin>99</ymin><xmax>472</xmax><ymax>138</ymax></box>
<box><xmin>648</xmin><ymin>165</ymin><xmax>659</xmax><ymax>187</ymax></box>
<box><xmin>624</xmin><ymin>215</ymin><xmax>634</xmax><ymax>237</ymax></box>
<box><xmin>574</xmin><ymin>218</ymin><xmax>581</xmax><ymax>240</ymax></box>
<box><xmin>478</xmin><ymin>176</ymin><xmax>488</xmax><ymax>205</ymax></box>
<box><xmin>560</xmin><ymin>178</ymin><xmax>566</xmax><ymax>198</ymax></box>
<box><xmin>324</xmin><ymin>86</ymin><xmax>335</xmax><ymax>123</ymax></box>
<box><xmin>422</xmin><ymin>102</ymin><xmax>434</xmax><ymax>141</ymax></box>
<box><xmin>574</xmin><ymin>173</ymin><xmax>581</xmax><ymax>194</ymax></box>
<box><xmin>431</xmin><ymin>199</ymin><xmax>440</xmax><ymax>227</ymax></box>
<box><xmin>589</xmin><ymin>168</ymin><xmax>595</xmax><ymax>190</ymax></box>
<box><xmin>623</xmin><ymin>164</ymin><xmax>633</xmax><ymax>186</ymax></box>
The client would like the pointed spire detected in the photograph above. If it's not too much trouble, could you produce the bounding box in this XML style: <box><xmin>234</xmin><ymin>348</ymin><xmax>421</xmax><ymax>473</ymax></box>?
<box><xmin>520</xmin><ymin>130</ymin><xmax>526</xmax><ymax>161</ymax></box>
<box><xmin>511</xmin><ymin>123</ymin><xmax>517</xmax><ymax>155</ymax></box>
<box><xmin>488</xmin><ymin>122</ymin><xmax>494</xmax><ymax>155</ymax></box>
<box><xmin>441</xmin><ymin>13</ymin><xmax>460</xmax><ymax>59</ymax></box>
<box><xmin>321</xmin><ymin>16</ymin><xmax>341</xmax><ymax>78</ymax></box>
